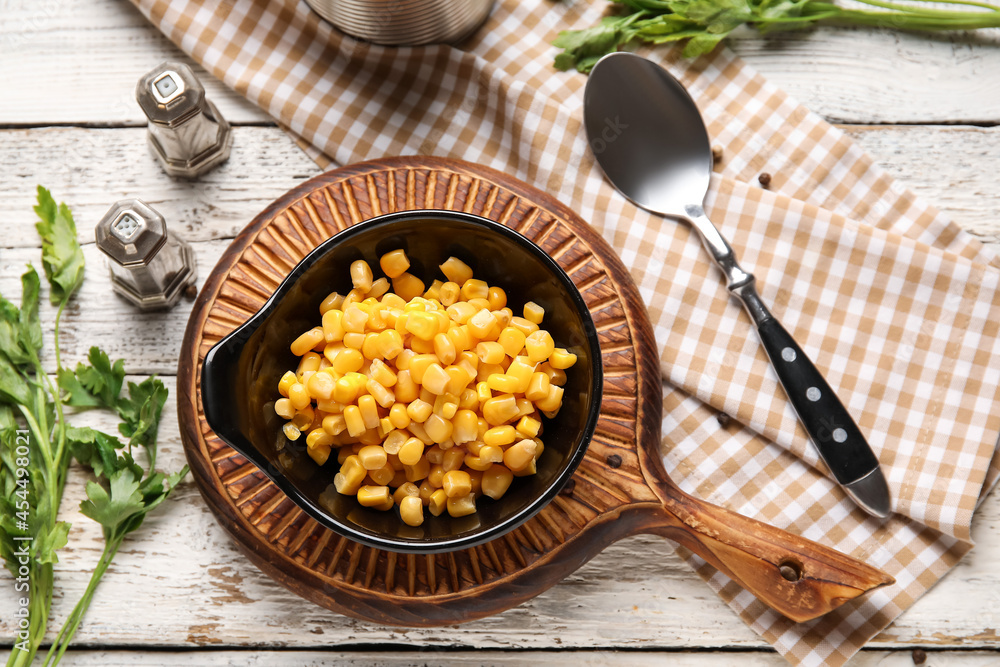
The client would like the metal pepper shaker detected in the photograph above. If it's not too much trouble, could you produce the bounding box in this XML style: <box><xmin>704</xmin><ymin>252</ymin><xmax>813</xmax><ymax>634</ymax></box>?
<box><xmin>95</xmin><ymin>199</ymin><xmax>197</xmax><ymax>310</ymax></box>
<box><xmin>136</xmin><ymin>61</ymin><xmax>232</xmax><ymax>179</ymax></box>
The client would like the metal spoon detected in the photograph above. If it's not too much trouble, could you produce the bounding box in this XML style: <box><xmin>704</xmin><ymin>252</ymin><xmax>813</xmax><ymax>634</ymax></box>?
<box><xmin>583</xmin><ymin>52</ymin><xmax>891</xmax><ymax>519</ymax></box>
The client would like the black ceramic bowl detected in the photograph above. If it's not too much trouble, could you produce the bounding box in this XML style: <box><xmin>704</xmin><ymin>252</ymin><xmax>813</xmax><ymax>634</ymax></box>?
<box><xmin>201</xmin><ymin>210</ymin><xmax>602</xmax><ymax>553</ymax></box>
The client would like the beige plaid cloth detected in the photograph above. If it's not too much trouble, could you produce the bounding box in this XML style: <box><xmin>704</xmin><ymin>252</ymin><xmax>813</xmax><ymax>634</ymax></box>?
<box><xmin>131</xmin><ymin>0</ymin><xmax>1000</xmax><ymax>663</ymax></box>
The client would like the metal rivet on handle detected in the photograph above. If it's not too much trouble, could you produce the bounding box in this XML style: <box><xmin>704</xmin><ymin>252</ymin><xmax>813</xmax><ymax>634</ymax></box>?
<box><xmin>806</xmin><ymin>387</ymin><xmax>821</xmax><ymax>402</ymax></box>
<box><xmin>781</xmin><ymin>347</ymin><xmax>796</xmax><ymax>362</ymax></box>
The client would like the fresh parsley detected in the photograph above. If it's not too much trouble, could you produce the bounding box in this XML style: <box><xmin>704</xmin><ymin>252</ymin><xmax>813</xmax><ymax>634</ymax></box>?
<box><xmin>0</xmin><ymin>188</ymin><xmax>187</xmax><ymax>667</ymax></box>
<box><xmin>553</xmin><ymin>0</ymin><xmax>1000</xmax><ymax>71</ymax></box>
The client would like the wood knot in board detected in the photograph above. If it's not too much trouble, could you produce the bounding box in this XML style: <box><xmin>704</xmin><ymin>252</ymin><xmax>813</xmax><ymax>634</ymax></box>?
<box><xmin>605</xmin><ymin>454</ymin><xmax>622</xmax><ymax>469</ymax></box>
<box><xmin>911</xmin><ymin>649</ymin><xmax>927</xmax><ymax>665</ymax></box>
<box><xmin>559</xmin><ymin>478</ymin><xmax>576</xmax><ymax>497</ymax></box>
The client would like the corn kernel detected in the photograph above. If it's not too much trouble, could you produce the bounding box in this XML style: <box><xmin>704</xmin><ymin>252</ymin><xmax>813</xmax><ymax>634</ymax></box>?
<box><xmin>288</xmin><ymin>383</ymin><xmax>310</xmax><ymax>410</ymax></box>
<box><xmin>399</xmin><ymin>495</ymin><xmax>424</xmax><ymax>526</ymax></box>
<box><xmin>446</xmin><ymin>301</ymin><xmax>478</xmax><ymax>324</ymax></box>
<box><xmin>484</xmin><ymin>425</ymin><xmax>516</xmax><ymax>447</ymax></box>
<box><xmin>361</xmin><ymin>332</ymin><xmax>382</xmax><ymax>360</ymax></box>
<box><xmin>418</xmin><ymin>480</ymin><xmax>435</xmax><ymax>503</ymax></box>
<box><xmin>550</xmin><ymin>347</ymin><xmax>578</xmax><ymax>370</ymax></box>
<box><xmin>444</xmin><ymin>365</ymin><xmax>472</xmax><ymax>395</ymax></box>
<box><xmin>397</xmin><ymin>437</ymin><xmax>424</xmax><ymax>466</ymax></box>
<box><xmin>450</xmin><ymin>409</ymin><xmax>478</xmax><ymax>444</ymax></box>
<box><xmin>274</xmin><ymin>398</ymin><xmax>295</xmax><ymax>419</ymax></box>
<box><xmin>439</xmin><ymin>448</ymin><xmax>463</xmax><ymax>472</ymax></box>
<box><xmin>421</xmin><ymin>362</ymin><xmax>451</xmax><ymax>395</ymax></box>
<box><xmin>408</xmin><ymin>354</ymin><xmax>437</xmax><ymax>384</ymax></box>
<box><xmin>481</xmin><ymin>464</ymin><xmax>514</xmax><ymax>499</ymax></box>
<box><xmin>308</xmin><ymin>444</ymin><xmax>331</xmax><ymax>465</ymax></box>
<box><xmin>356</xmin><ymin>444</ymin><xmax>388</xmax><ymax>470</ymax></box>
<box><xmin>278</xmin><ymin>371</ymin><xmax>297</xmax><ymax>397</ymax></box>
<box><xmin>428</xmin><ymin>489</ymin><xmax>448</xmax><ymax>516</ymax></box>
<box><xmin>447</xmin><ymin>493</ymin><xmax>476</xmax><ymax>517</ymax></box>
<box><xmin>424</xmin><ymin>413</ymin><xmax>454</xmax><ymax>444</ymax></box>
<box><xmin>479</xmin><ymin>444</ymin><xmax>504</xmax><ymax>463</ymax></box>
<box><xmin>439</xmin><ymin>281</ymin><xmax>460</xmax><ymax>306</ymax></box>
<box><xmin>523</xmin><ymin>301</ymin><xmax>545</xmax><ymax>325</ymax></box>
<box><xmin>510</xmin><ymin>316</ymin><xmax>539</xmax><ymax>336</ymax></box>
<box><xmin>424</xmin><ymin>279</ymin><xmax>444</xmax><ymax>301</ymax></box>
<box><xmin>291</xmin><ymin>327</ymin><xmax>325</xmax><ymax>356</ymax></box>
<box><xmin>487</xmin><ymin>286</ymin><xmax>507</xmax><ymax>310</ymax></box>
<box><xmin>382</xmin><ymin>429</ymin><xmax>408</xmax><ymax>455</ymax></box>
<box><xmin>467</xmin><ymin>297</ymin><xmax>491</xmax><ymax>311</ymax></box>
<box><xmin>368</xmin><ymin>463</ymin><xmax>395</xmax><ymax>486</ymax></box>
<box><xmin>366</xmin><ymin>379</ymin><xmax>395</xmax><ymax>408</ymax></box>
<box><xmin>405</xmin><ymin>310</ymin><xmax>439</xmax><ymax>341</ymax></box>
<box><xmin>393</xmin><ymin>482</ymin><xmax>420</xmax><ymax>504</ymax></box>
<box><xmin>460</xmin><ymin>278</ymin><xmax>489</xmax><ymax>301</ymax></box>
<box><xmin>476</xmin><ymin>341</ymin><xmax>505</xmax><ymax>365</ymax></box>
<box><xmin>458</xmin><ymin>388</ymin><xmax>478</xmax><ymax>410</ymax></box>
<box><xmin>476</xmin><ymin>362</ymin><xmax>504</xmax><ymax>384</ymax></box>
<box><xmin>380</xmin><ymin>249</ymin><xmax>410</xmax><ymax>278</ymax></box>
<box><xmin>425</xmin><ymin>445</ymin><xmax>445</xmax><ymax>465</ymax></box>
<box><xmin>406</xmin><ymin>398</ymin><xmax>432</xmax><ymax>423</ymax></box>
<box><xmin>525</xmin><ymin>372</ymin><xmax>550</xmax><ymax>402</ymax></box>
<box><xmin>504</xmin><ymin>439</ymin><xmax>537</xmax><ymax>472</ymax></box>
<box><xmin>407</xmin><ymin>421</ymin><xmax>432</xmax><ymax>445</ymax></box>
<box><xmin>516</xmin><ymin>415</ymin><xmax>541</xmax><ymax>439</ymax></box>
<box><xmin>536</xmin><ymin>384</ymin><xmax>564</xmax><ymax>412</ymax></box>
<box><xmin>404</xmin><ymin>457</ymin><xmax>431</xmax><ymax>483</ymax></box>
<box><xmin>388</xmin><ymin>403</ymin><xmax>411</xmax><ymax>430</ymax></box>
<box><xmin>463</xmin><ymin>454</ymin><xmax>493</xmax><ymax>471</ymax></box>
<box><xmin>291</xmin><ymin>406</ymin><xmax>314</xmax><ymax>430</ymax></box>
<box><xmin>468</xmin><ymin>308</ymin><xmax>496</xmax><ymax>339</ymax></box>
<box><xmin>439</xmin><ymin>256</ymin><xmax>473</xmax><ymax>285</ymax></box>
<box><xmin>524</xmin><ymin>331</ymin><xmax>554</xmax><ymax>365</ymax></box>
<box><xmin>358</xmin><ymin>395</ymin><xmax>380</xmax><ymax>429</ymax></box>
<box><xmin>392</xmin><ymin>272</ymin><xmax>425</xmax><ymax>301</ymax></box>
<box><xmin>394</xmin><ymin>370</ymin><xmax>419</xmax><ymax>403</ymax></box>
<box><xmin>343</xmin><ymin>287</ymin><xmax>366</xmax><ymax>308</ymax></box>
<box><xmin>306</xmin><ymin>371</ymin><xmax>335</xmax><ymax>401</ymax></box>
<box><xmin>320</xmin><ymin>291</ymin><xmax>345</xmax><ymax>314</ymax></box>
<box><xmin>323</xmin><ymin>413</ymin><xmax>347</xmax><ymax>436</ymax></box>
<box><xmin>342</xmin><ymin>304</ymin><xmax>369</xmax><ymax>334</ymax></box>
<box><xmin>296</xmin><ymin>352</ymin><xmax>322</xmax><ymax>378</ymax></box>
<box><xmin>497</xmin><ymin>327</ymin><xmax>526</xmax><ymax>357</ymax></box>
<box><xmin>332</xmin><ymin>348</ymin><xmax>364</xmax><ymax>374</ymax></box>
<box><xmin>374</xmin><ymin>329</ymin><xmax>403</xmax><ymax>360</ymax></box>
<box><xmin>344</xmin><ymin>405</ymin><xmax>366</xmax><ymax>437</ymax></box>
<box><xmin>433</xmin><ymin>333</ymin><xmax>457</xmax><ymax>365</ymax></box>
<box><xmin>357</xmin><ymin>485</ymin><xmax>390</xmax><ymax>508</ymax></box>
<box><xmin>342</xmin><ymin>331</ymin><xmax>365</xmax><ymax>349</ymax></box>
<box><xmin>486</xmin><ymin>374</ymin><xmax>520</xmax><ymax>394</ymax></box>
<box><xmin>282</xmin><ymin>423</ymin><xmax>301</xmax><ymax>441</ymax></box>
<box><xmin>306</xmin><ymin>428</ymin><xmax>335</xmax><ymax>449</ymax></box>
<box><xmin>427</xmin><ymin>464</ymin><xmax>446</xmax><ymax>488</ymax></box>
<box><xmin>443</xmin><ymin>470</ymin><xmax>472</xmax><ymax>498</ymax></box>
<box><xmin>335</xmin><ymin>456</ymin><xmax>366</xmax><ymax>494</ymax></box>
<box><xmin>348</xmin><ymin>260</ymin><xmax>373</xmax><ymax>292</ymax></box>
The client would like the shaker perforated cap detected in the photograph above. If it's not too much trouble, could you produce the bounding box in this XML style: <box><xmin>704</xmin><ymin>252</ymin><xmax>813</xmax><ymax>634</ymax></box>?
<box><xmin>95</xmin><ymin>199</ymin><xmax>167</xmax><ymax>266</ymax></box>
<box><xmin>136</xmin><ymin>61</ymin><xmax>205</xmax><ymax>127</ymax></box>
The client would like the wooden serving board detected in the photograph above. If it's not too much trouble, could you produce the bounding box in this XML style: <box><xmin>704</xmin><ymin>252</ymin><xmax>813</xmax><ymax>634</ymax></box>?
<box><xmin>177</xmin><ymin>156</ymin><xmax>890</xmax><ymax>626</ymax></box>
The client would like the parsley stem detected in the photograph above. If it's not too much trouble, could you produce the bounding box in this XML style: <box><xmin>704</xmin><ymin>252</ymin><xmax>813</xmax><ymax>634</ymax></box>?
<box><xmin>43</xmin><ymin>540</ymin><xmax>122</xmax><ymax>667</ymax></box>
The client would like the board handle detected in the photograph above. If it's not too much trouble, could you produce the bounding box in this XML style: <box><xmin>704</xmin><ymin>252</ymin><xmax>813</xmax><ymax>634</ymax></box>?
<box><xmin>644</xmin><ymin>492</ymin><xmax>894</xmax><ymax>623</ymax></box>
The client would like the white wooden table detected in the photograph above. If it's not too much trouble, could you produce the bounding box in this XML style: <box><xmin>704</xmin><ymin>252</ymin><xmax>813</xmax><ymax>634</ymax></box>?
<box><xmin>2</xmin><ymin>2</ymin><xmax>999</xmax><ymax>665</ymax></box>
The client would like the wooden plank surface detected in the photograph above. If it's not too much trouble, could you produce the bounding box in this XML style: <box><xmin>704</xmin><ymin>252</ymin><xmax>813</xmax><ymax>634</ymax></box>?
<box><xmin>37</xmin><ymin>650</ymin><xmax>1000</xmax><ymax>666</ymax></box>
<box><xmin>1</xmin><ymin>1</ymin><xmax>999</xmax><ymax>126</ymax></box>
<box><xmin>2</xmin><ymin>0</ymin><xmax>1000</xmax><ymax>661</ymax></box>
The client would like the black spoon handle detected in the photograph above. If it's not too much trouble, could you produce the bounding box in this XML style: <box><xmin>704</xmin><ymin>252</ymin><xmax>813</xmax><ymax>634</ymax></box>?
<box><xmin>683</xmin><ymin>205</ymin><xmax>890</xmax><ymax>517</ymax></box>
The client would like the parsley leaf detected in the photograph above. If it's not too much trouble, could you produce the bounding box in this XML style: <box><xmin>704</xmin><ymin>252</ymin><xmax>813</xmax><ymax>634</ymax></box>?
<box><xmin>34</xmin><ymin>185</ymin><xmax>85</xmax><ymax>305</ymax></box>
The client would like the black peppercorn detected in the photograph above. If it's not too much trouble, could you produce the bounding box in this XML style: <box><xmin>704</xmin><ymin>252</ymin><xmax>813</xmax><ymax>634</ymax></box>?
<box><xmin>758</xmin><ymin>172</ymin><xmax>772</xmax><ymax>187</ymax></box>
<box><xmin>717</xmin><ymin>412</ymin><xmax>731</xmax><ymax>428</ymax></box>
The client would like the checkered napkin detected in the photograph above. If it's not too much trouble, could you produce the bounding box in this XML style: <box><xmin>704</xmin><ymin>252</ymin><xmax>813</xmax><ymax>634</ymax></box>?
<box><xmin>130</xmin><ymin>0</ymin><xmax>1000</xmax><ymax>663</ymax></box>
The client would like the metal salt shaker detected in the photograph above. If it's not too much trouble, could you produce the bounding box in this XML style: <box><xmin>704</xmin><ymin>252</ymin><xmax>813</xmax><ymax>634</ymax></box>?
<box><xmin>95</xmin><ymin>199</ymin><xmax>197</xmax><ymax>310</ymax></box>
<box><xmin>136</xmin><ymin>61</ymin><xmax>232</xmax><ymax>179</ymax></box>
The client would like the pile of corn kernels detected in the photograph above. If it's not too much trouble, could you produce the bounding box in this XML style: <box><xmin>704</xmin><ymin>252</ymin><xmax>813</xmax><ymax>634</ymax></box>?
<box><xmin>273</xmin><ymin>249</ymin><xmax>576</xmax><ymax>527</ymax></box>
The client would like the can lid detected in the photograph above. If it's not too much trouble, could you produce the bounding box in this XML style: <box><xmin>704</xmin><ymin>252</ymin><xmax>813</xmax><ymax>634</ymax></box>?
<box><xmin>95</xmin><ymin>199</ymin><xmax>168</xmax><ymax>266</ymax></box>
<box><xmin>136</xmin><ymin>61</ymin><xmax>205</xmax><ymax>127</ymax></box>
